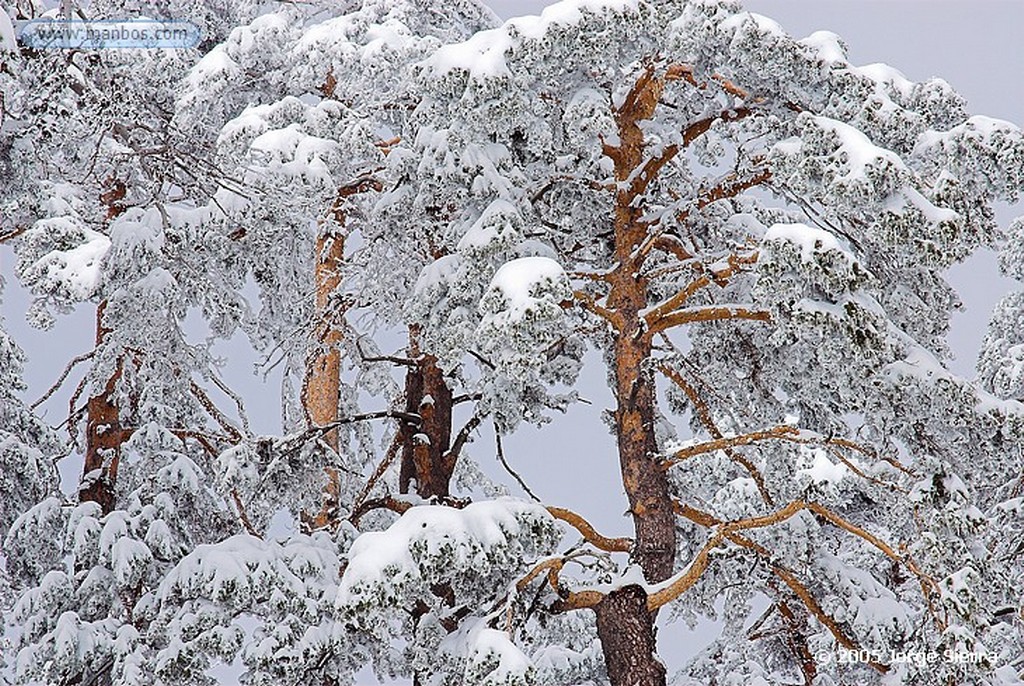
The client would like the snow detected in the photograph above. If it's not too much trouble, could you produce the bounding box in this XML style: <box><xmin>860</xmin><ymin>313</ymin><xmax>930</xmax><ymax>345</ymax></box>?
<box><xmin>423</xmin><ymin>0</ymin><xmax>636</xmax><ymax>79</ymax></box>
<box><xmin>763</xmin><ymin>222</ymin><xmax>854</xmax><ymax>263</ymax></box>
<box><xmin>414</xmin><ymin>253</ymin><xmax>462</xmax><ymax>294</ymax></box>
<box><xmin>884</xmin><ymin>186</ymin><xmax>960</xmax><ymax>225</ymax></box>
<box><xmin>720</xmin><ymin>11</ymin><xmax>786</xmax><ymax>38</ymax></box>
<box><xmin>486</xmin><ymin>256</ymin><xmax>566</xmax><ymax>320</ymax></box>
<box><xmin>159</xmin><ymin>533</ymin><xmax>337</xmax><ymax>607</ymax></box>
<box><xmin>456</xmin><ymin>199</ymin><xmax>520</xmax><ymax>251</ymax></box>
<box><xmin>465</xmin><ymin>626</ymin><xmax>532</xmax><ymax>681</ymax></box>
<box><xmin>853</xmin><ymin>63</ymin><xmax>915</xmax><ymax>99</ymax></box>
<box><xmin>799</xmin><ymin>31</ymin><xmax>846</xmax><ymax>65</ymax></box>
<box><xmin>28</xmin><ymin>225</ymin><xmax>111</xmax><ymax>301</ymax></box>
<box><xmin>916</xmin><ymin>115</ymin><xmax>1022</xmax><ymax>156</ymax></box>
<box><xmin>0</xmin><ymin>10</ymin><xmax>16</xmax><ymax>52</ymax></box>
<box><xmin>812</xmin><ymin>115</ymin><xmax>908</xmax><ymax>180</ymax></box>
<box><xmin>337</xmin><ymin>498</ymin><xmax>552</xmax><ymax>606</ymax></box>
<box><xmin>796</xmin><ymin>448</ymin><xmax>848</xmax><ymax>486</ymax></box>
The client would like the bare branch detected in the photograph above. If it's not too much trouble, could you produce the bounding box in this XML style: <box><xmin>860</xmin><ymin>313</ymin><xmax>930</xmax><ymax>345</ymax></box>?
<box><xmin>444</xmin><ymin>414</ymin><xmax>483</xmax><ymax>472</ymax></box>
<box><xmin>209</xmin><ymin>373</ymin><xmax>252</xmax><ymax>438</ymax></box>
<box><xmin>496</xmin><ymin>427</ymin><xmax>541</xmax><ymax>502</ymax></box>
<box><xmin>643</xmin><ymin>248</ymin><xmax>760</xmax><ymax>328</ymax></box>
<box><xmin>546</xmin><ymin>506</ymin><xmax>632</xmax><ymax>552</ymax></box>
<box><xmin>31</xmin><ymin>350</ymin><xmax>95</xmax><ymax>410</ymax></box>
<box><xmin>0</xmin><ymin>226</ymin><xmax>28</xmax><ymax>243</ymax></box>
<box><xmin>350</xmin><ymin>432</ymin><xmax>403</xmax><ymax>523</ymax></box>
<box><xmin>569</xmin><ymin>290</ymin><xmax>624</xmax><ymax>331</ymax></box>
<box><xmin>190</xmin><ymin>380</ymin><xmax>243</xmax><ymax>444</ymax></box>
<box><xmin>279</xmin><ymin>410</ymin><xmax>422</xmax><ymax>455</ymax></box>
<box><xmin>658</xmin><ymin>363</ymin><xmax>773</xmax><ymax>505</ymax></box>
<box><xmin>231</xmin><ymin>489</ymin><xmax>261</xmax><ymax>538</ymax></box>
<box><xmin>649</xmin><ymin>304</ymin><xmax>772</xmax><ymax>335</ymax></box>
<box><xmin>349</xmin><ymin>495</ymin><xmax>412</xmax><ymax>527</ymax></box>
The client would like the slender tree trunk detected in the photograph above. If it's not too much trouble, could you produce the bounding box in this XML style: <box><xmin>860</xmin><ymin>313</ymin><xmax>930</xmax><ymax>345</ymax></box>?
<box><xmin>595</xmin><ymin>67</ymin><xmax>677</xmax><ymax>686</ymax></box>
<box><xmin>399</xmin><ymin>326</ymin><xmax>454</xmax><ymax>499</ymax></box>
<box><xmin>79</xmin><ymin>302</ymin><xmax>122</xmax><ymax>515</ymax></box>
<box><xmin>299</xmin><ymin>226</ymin><xmax>345</xmax><ymax>533</ymax></box>
<box><xmin>80</xmin><ymin>179</ymin><xmax>129</xmax><ymax>514</ymax></box>
<box><xmin>303</xmin><ymin>227</ymin><xmax>345</xmax><ymax>452</ymax></box>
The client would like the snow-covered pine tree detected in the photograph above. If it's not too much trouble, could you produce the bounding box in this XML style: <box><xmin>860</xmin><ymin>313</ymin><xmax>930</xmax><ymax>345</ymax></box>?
<box><xmin>373</xmin><ymin>1</ymin><xmax>1024</xmax><ymax>684</ymax></box>
<box><xmin>1</xmin><ymin>1</ymin><xmax>270</xmax><ymax>683</ymax></box>
<box><xmin>3</xmin><ymin>1</ymin><xmax>1023</xmax><ymax>685</ymax></box>
<box><xmin>99</xmin><ymin>2</ymin><xmax>590</xmax><ymax>684</ymax></box>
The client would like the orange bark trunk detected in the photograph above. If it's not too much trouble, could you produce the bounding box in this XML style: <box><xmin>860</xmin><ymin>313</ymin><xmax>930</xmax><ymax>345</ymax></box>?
<box><xmin>303</xmin><ymin>229</ymin><xmax>345</xmax><ymax>452</ymax></box>
<box><xmin>595</xmin><ymin>67</ymin><xmax>676</xmax><ymax>686</ymax></box>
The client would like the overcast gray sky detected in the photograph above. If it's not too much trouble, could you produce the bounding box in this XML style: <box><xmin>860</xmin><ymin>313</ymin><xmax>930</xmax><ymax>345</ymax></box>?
<box><xmin>1</xmin><ymin>0</ymin><xmax>1022</xmax><ymax>681</ymax></box>
<box><xmin>2</xmin><ymin>0</ymin><xmax>1021</xmax><ymax>522</ymax></box>
<box><xmin>3</xmin><ymin>0</ymin><xmax>1023</xmax><ymax>514</ymax></box>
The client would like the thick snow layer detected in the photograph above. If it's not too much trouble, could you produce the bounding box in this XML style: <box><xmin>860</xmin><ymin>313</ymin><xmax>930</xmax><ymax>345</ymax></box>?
<box><xmin>486</xmin><ymin>256</ymin><xmax>565</xmax><ymax>320</ymax></box>
<box><xmin>0</xmin><ymin>10</ymin><xmax>16</xmax><ymax>52</ymax></box>
<box><xmin>424</xmin><ymin>0</ymin><xmax>636</xmax><ymax>79</ymax></box>
<box><xmin>159</xmin><ymin>533</ymin><xmax>337</xmax><ymax>606</ymax></box>
<box><xmin>854</xmin><ymin>63</ymin><xmax>915</xmax><ymax>99</ymax></box>
<box><xmin>917</xmin><ymin>115</ymin><xmax>1022</xmax><ymax>155</ymax></box>
<box><xmin>720</xmin><ymin>11</ymin><xmax>785</xmax><ymax>38</ymax></box>
<box><xmin>29</xmin><ymin>225</ymin><xmax>111</xmax><ymax>300</ymax></box>
<box><xmin>796</xmin><ymin>448</ymin><xmax>848</xmax><ymax>486</ymax></box>
<box><xmin>337</xmin><ymin>498</ymin><xmax>552</xmax><ymax>606</ymax></box>
<box><xmin>764</xmin><ymin>222</ymin><xmax>853</xmax><ymax>263</ymax></box>
<box><xmin>812</xmin><ymin>115</ymin><xmax>908</xmax><ymax>180</ymax></box>
<box><xmin>884</xmin><ymin>186</ymin><xmax>960</xmax><ymax>225</ymax></box>
<box><xmin>441</xmin><ymin>622</ymin><xmax>533</xmax><ymax>684</ymax></box>
<box><xmin>414</xmin><ymin>253</ymin><xmax>462</xmax><ymax>295</ymax></box>
<box><xmin>457</xmin><ymin>199</ymin><xmax>520</xmax><ymax>251</ymax></box>
<box><xmin>799</xmin><ymin>31</ymin><xmax>846</xmax><ymax>64</ymax></box>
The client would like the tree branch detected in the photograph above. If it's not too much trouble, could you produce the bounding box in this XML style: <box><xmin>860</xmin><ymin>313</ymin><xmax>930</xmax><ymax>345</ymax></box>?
<box><xmin>31</xmin><ymin>350</ymin><xmax>95</xmax><ymax>410</ymax></box>
<box><xmin>648</xmin><ymin>304</ymin><xmax>771</xmax><ymax>335</ymax></box>
<box><xmin>349</xmin><ymin>495</ymin><xmax>412</xmax><ymax>527</ymax></box>
<box><xmin>569</xmin><ymin>290</ymin><xmax>624</xmax><ymax>331</ymax></box>
<box><xmin>496</xmin><ymin>427</ymin><xmax>540</xmax><ymax>502</ymax></box>
<box><xmin>546</xmin><ymin>506</ymin><xmax>632</xmax><ymax>553</ymax></box>
<box><xmin>444</xmin><ymin>414</ymin><xmax>482</xmax><ymax>472</ymax></box>
<box><xmin>350</xmin><ymin>432</ymin><xmax>403</xmax><ymax>524</ymax></box>
<box><xmin>658</xmin><ymin>363</ymin><xmax>773</xmax><ymax>505</ymax></box>
<box><xmin>190</xmin><ymin>380</ymin><xmax>243</xmax><ymax>444</ymax></box>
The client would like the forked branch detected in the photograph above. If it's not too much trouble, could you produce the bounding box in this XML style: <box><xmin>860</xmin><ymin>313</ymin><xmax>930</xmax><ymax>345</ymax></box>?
<box><xmin>657</xmin><ymin>363</ymin><xmax>773</xmax><ymax>504</ymax></box>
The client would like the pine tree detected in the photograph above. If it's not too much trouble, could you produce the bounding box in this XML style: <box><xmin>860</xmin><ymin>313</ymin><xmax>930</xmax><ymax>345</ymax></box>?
<box><xmin>381</xmin><ymin>1</ymin><xmax>1024</xmax><ymax>683</ymax></box>
<box><xmin>2</xmin><ymin>1</ymin><xmax>1022</xmax><ymax>685</ymax></box>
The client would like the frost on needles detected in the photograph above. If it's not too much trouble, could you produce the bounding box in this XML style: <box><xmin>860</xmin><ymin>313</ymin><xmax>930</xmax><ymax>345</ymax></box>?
<box><xmin>1</xmin><ymin>1</ymin><xmax>1023</xmax><ymax>686</ymax></box>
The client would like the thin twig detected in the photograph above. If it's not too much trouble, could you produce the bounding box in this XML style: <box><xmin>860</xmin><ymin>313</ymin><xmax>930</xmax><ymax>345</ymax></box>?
<box><xmin>210</xmin><ymin>373</ymin><xmax>252</xmax><ymax>438</ymax></box>
<box><xmin>495</xmin><ymin>425</ymin><xmax>540</xmax><ymax>502</ymax></box>
<box><xmin>31</xmin><ymin>350</ymin><xmax>95</xmax><ymax>410</ymax></box>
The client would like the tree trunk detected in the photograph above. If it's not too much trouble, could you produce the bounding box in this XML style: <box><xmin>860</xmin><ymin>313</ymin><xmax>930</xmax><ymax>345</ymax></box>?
<box><xmin>596</xmin><ymin>586</ymin><xmax>667</xmax><ymax>686</ymax></box>
<box><xmin>596</xmin><ymin>66</ymin><xmax>677</xmax><ymax>686</ymax></box>
<box><xmin>80</xmin><ymin>180</ymin><xmax>129</xmax><ymax>514</ymax></box>
<box><xmin>398</xmin><ymin>328</ymin><xmax>457</xmax><ymax>686</ymax></box>
<box><xmin>303</xmin><ymin>228</ymin><xmax>345</xmax><ymax>452</ymax></box>
<box><xmin>399</xmin><ymin>327</ymin><xmax>454</xmax><ymax>499</ymax></box>
<box><xmin>299</xmin><ymin>227</ymin><xmax>346</xmax><ymax>533</ymax></box>
<box><xmin>79</xmin><ymin>302</ymin><xmax>122</xmax><ymax>515</ymax></box>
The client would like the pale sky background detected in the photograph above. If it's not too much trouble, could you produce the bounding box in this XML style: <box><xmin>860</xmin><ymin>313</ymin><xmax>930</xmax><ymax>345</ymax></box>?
<box><xmin>1</xmin><ymin>0</ymin><xmax>1023</xmax><ymax>679</ymax></box>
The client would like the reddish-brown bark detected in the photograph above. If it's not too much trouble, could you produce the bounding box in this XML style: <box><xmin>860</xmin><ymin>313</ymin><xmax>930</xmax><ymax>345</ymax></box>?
<box><xmin>399</xmin><ymin>328</ymin><xmax>455</xmax><ymax>499</ymax></box>
<box><xmin>593</xmin><ymin>64</ymin><xmax>678</xmax><ymax>686</ymax></box>
<box><xmin>79</xmin><ymin>302</ymin><xmax>123</xmax><ymax>515</ymax></box>
<box><xmin>303</xmin><ymin>228</ymin><xmax>346</xmax><ymax>453</ymax></box>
